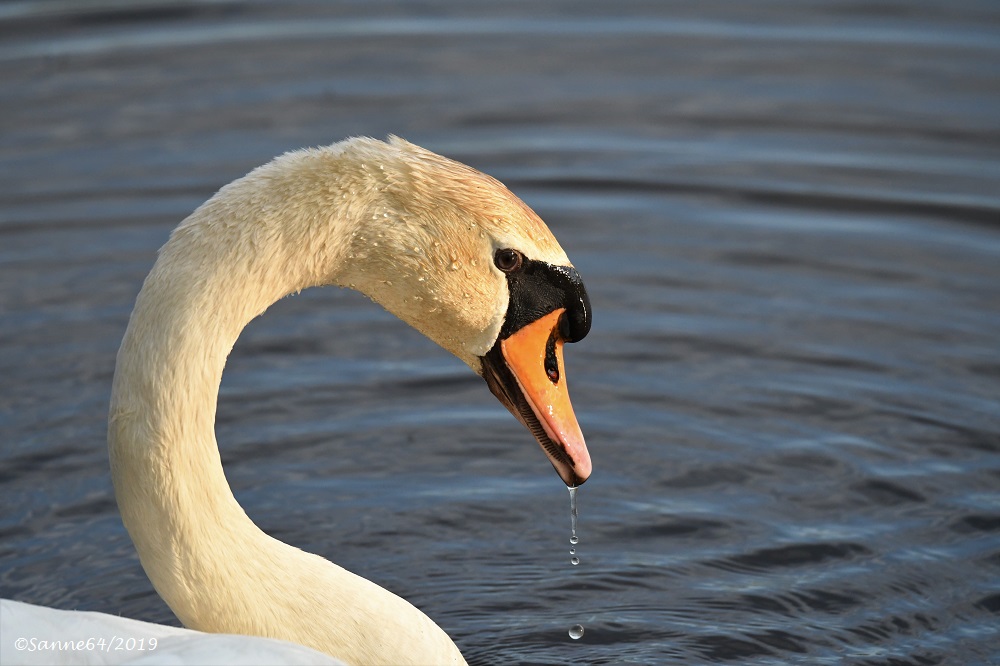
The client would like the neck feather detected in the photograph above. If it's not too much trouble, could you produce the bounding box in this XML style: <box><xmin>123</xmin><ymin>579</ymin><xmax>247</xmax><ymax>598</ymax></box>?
<box><xmin>108</xmin><ymin>142</ymin><xmax>465</xmax><ymax>665</ymax></box>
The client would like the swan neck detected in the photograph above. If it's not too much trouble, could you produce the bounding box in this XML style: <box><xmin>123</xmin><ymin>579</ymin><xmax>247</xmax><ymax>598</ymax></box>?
<box><xmin>107</xmin><ymin>154</ymin><xmax>349</xmax><ymax>630</ymax></box>
<box><xmin>106</xmin><ymin>141</ymin><xmax>470</xmax><ymax>664</ymax></box>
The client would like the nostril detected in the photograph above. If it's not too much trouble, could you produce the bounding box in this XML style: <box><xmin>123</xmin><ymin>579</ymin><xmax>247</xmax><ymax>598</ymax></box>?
<box><xmin>545</xmin><ymin>330</ymin><xmax>560</xmax><ymax>383</ymax></box>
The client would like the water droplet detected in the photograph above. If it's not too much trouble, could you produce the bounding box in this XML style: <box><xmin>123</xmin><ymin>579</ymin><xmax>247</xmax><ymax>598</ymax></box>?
<box><xmin>568</xmin><ymin>486</ymin><xmax>578</xmax><ymax>540</ymax></box>
<box><xmin>569</xmin><ymin>624</ymin><xmax>584</xmax><ymax>640</ymax></box>
<box><xmin>567</xmin><ymin>486</ymin><xmax>580</xmax><ymax>564</ymax></box>
<box><xmin>449</xmin><ymin>262</ymin><xmax>460</xmax><ymax>271</ymax></box>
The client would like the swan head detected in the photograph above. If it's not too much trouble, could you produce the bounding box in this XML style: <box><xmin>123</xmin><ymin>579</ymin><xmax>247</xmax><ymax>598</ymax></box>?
<box><xmin>325</xmin><ymin>137</ymin><xmax>592</xmax><ymax>486</ymax></box>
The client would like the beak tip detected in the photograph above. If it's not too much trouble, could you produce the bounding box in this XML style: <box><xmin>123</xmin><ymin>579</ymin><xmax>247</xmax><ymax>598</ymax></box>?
<box><xmin>558</xmin><ymin>453</ymin><xmax>592</xmax><ymax>487</ymax></box>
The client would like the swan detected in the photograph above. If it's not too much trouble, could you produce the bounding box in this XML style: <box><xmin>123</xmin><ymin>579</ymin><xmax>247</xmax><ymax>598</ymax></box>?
<box><xmin>3</xmin><ymin>137</ymin><xmax>592</xmax><ymax>666</ymax></box>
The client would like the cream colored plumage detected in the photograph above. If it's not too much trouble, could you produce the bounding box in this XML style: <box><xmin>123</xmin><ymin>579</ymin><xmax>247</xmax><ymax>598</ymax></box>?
<box><xmin>105</xmin><ymin>137</ymin><xmax>582</xmax><ymax>665</ymax></box>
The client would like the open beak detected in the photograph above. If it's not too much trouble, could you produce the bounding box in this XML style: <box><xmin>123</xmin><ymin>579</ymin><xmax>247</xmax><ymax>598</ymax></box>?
<box><xmin>482</xmin><ymin>308</ymin><xmax>592</xmax><ymax>486</ymax></box>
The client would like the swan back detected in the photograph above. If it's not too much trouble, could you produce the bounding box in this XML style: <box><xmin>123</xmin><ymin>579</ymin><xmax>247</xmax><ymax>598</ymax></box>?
<box><xmin>0</xmin><ymin>599</ymin><xmax>344</xmax><ymax>665</ymax></box>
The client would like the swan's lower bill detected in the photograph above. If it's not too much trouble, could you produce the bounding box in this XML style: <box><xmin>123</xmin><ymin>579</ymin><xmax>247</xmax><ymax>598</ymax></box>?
<box><xmin>482</xmin><ymin>308</ymin><xmax>592</xmax><ymax>486</ymax></box>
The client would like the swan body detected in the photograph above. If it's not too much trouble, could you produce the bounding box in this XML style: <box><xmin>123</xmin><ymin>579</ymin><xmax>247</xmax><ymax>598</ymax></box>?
<box><xmin>11</xmin><ymin>137</ymin><xmax>593</xmax><ymax>665</ymax></box>
<box><xmin>1</xmin><ymin>599</ymin><xmax>343</xmax><ymax>665</ymax></box>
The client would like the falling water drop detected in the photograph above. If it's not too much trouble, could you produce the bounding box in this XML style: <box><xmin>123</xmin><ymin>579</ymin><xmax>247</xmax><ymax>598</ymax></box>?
<box><xmin>568</xmin><ymin>487</ymin><xmax>578</xmax><ymax>541</ymax></box>
<box><xmin>566</xmin><ymin>486</ymin><xmax>584</xmax><ymax>639</ymax></box>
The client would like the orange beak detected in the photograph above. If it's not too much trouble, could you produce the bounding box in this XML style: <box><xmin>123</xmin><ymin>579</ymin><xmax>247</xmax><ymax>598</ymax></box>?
<box><xmin>493</xmin><ymin>308</ymin><xmax>591</xmax><ymax>486</ymax></box>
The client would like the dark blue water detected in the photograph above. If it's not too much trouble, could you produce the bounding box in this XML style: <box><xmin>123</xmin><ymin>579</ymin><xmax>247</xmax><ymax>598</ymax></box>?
<box><xmin>2</xmin><ymin>2</ymin><xmax>999</xmax><ymax>664</ymax></box>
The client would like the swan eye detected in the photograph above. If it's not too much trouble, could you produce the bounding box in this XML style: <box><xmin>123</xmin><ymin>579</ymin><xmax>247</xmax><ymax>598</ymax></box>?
<box><xmin>494</xmin><ymin>248</ymin><xmax>523</xmax><ymax>273</ymax></box>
